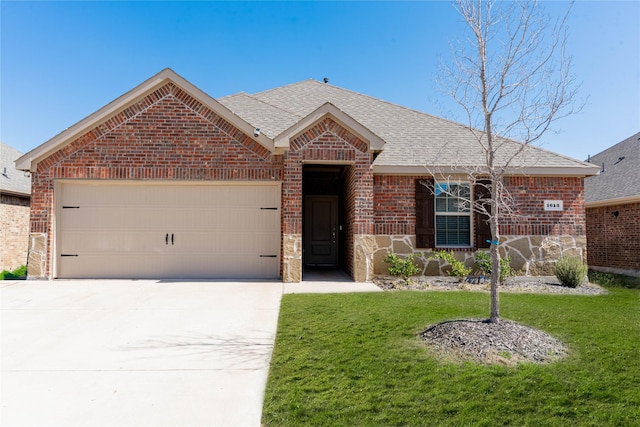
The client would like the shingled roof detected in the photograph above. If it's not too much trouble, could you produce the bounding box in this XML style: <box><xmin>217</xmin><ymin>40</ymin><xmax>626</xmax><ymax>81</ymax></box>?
<box><xmin>584</xmin><ymin>131</ymin><xmax>640</xmax><ymax>206</ymax></box>
<box><xmin>219</xmin><ymin>79</ymin><xmax>599</xmax><ymax>176</ymax></box>
<box><xmin>1</xmin><ymin>142</ymin><xmax>31</xmax><ymax>197</ymax></box>
<box><xmin>15</xmin><ymin>69</ymin><xmax>599</xmax><ymax>177</ymax></box>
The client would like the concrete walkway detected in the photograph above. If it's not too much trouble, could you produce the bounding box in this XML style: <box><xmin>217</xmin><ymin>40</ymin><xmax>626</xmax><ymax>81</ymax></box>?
<box><xmin>0</xmin><ymin>277</ymin><xmax>380</xmax><ymax>426</ymax></box>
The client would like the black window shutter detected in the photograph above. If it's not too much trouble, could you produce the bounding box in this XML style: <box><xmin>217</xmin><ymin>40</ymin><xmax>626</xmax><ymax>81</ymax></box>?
<box><xmin>474</xmin><ymin>180</ymin><xmax>492</xmax><ymax>249</ymax></box>
<box><xmin>415</xmin><ymin>179</ymin><xmax>435</xmax><ymax>248</ymax></box>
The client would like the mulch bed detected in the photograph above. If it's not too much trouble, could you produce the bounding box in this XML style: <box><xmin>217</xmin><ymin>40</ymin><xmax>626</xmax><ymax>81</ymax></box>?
<box><xmin>420</xmin><ymin>319</ymin><xmax>569</xmax><ymax>366</ymax></box>
<box><xmin>373</xmin><ymin>275</ymin><xmax>607</xmax><ymax>295</ymax></box>
<box><xmin>373</xmin><ymin>275</ymin><xmax>605</xmax><ymax>365</ymax></box>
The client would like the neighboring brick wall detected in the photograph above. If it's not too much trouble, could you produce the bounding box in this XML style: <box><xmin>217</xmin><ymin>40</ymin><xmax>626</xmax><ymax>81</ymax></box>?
<box><xmin>29</xmin><ymin>82</ymin><xmax>283</xmax><ymax>278</ymax></box>
<box><xmin>586</xmin><ymin>202</ymin><xmax>640</xmax><ymax>272</ymax></box>
<box><xmin>0</xmin><ymin>194</ymin><xmax>30</xmax><ymax>271</ymax></box>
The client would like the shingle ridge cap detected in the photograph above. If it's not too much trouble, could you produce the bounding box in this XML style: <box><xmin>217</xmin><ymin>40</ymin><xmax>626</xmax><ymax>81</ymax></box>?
<box><xmin>217</xmin><ymin>91</ymin><xmax>250</xmax><ymax>101</ymax></box>
<box><xmin>250</xmin><ymin>78</ymin><xmax>319</xmax><ymax>98</ymax></box>
<box><xmin>218</xmin><ymin>91</ymin><xmax>301</xmax><ymax>118</ymax></box>
<box><xmin>588</xmin><ymin>131</ymin><xmax>640</xmax><ymax>161</ymax></box>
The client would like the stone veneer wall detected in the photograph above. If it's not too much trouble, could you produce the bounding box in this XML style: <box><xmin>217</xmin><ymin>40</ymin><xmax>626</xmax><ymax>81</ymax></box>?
<box><xmin>373</xmin><ymin>175</ymin><xmax>588</xmax><ymax>277</ymax></box>
<box><xmin>373</xmin><ymin>234</ymin><xmax>587</xmax><ymax>276</ymax></box>
<box><xmin>0</xmin><ymin>194</ymin><xmax>31</xmax><ymax>271</ymax></box>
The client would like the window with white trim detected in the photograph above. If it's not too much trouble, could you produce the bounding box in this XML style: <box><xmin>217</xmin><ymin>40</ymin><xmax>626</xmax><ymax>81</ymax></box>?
<box><xmin>435</xmin><ymin>182</ymin><xmax>471</xmax><ymax>246</ymax></box>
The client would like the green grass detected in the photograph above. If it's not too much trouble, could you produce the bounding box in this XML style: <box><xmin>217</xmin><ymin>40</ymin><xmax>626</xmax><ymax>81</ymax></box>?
<box><xmin>589</xmin><ymin>269</ymin><xmax>640</xmax><ymax>289</ymax></box>
<box><xmin>0</xmin><ymin>265</ymin><xmax>27</xmax><ymax>280</ymax></box>
<box><xmin>262</xmin><ymin>286</ymin><xmax>640</xmax><ymax>426</ymax></box>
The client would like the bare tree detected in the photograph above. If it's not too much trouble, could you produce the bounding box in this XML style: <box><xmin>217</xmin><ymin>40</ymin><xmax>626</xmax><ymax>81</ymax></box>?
<box><xmin>435</xmin><ymin>0</ymin><xmax>581</xmax><ymax>323</ymax></box>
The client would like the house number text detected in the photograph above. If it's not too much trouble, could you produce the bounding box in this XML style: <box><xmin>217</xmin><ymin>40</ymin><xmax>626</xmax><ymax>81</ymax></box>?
<box><xmin>544</xmin><ymin>200</ymin><xmax>564</xmax><ymax>211</ymax></box>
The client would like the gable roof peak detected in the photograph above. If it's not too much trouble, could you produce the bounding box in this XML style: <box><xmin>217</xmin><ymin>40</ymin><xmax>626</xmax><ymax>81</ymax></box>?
<box><xmin>15</xmin><ymin>68</ymin><xmax>274</xmax><ymax>171</ymax></box>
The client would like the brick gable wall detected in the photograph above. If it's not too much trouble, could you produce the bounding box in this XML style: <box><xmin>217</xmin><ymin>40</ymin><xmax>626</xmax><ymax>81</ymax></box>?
<box><xmin>28</xmin><ymin>82</ymin><xmax>282</xmax><ymax>278</ymax></box>
<box><xmin>586</xmin><ymin>202</ymin><xmax>640</xmax><ymax>272</ymax></box>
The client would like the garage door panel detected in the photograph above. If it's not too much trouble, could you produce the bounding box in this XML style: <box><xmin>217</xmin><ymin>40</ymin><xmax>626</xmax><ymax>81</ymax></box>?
<box><xmin>166</xmin><ymin>254</ymin><xmax>278</xmax><ymax>279</ymax></box>
<box><xmin>59</xmin><ymin>231</ymin><xmax>170</xmax><ymax>254</ymax></box>
<box><xmin>58</xmin><ymin>253</ymin><xmax>176</xmax><ymax>279</ymax></box>
<box><xmin>60</xmin><ymin>208</ymin><xmax>172</xmax><ymax>230</ymax></box>
<box><xmin>56</xmin><ymin>182</ymin><xmax>281</xmax><ymax>279</ymax></box>
<box><xmin>179</xmin><ymin>231</ymin><xmax>279</xmax><ymax>254</ymax></box>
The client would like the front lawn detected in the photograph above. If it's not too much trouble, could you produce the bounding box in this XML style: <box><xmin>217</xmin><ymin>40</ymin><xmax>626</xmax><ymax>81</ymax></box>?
<box><xmin>262</xmin><ymin>286</ymin><xmax>639</xmax><ymax>426</ymax></box>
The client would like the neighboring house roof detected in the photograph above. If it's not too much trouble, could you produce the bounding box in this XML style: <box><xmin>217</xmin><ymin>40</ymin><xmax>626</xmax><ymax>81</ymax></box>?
<box><xmin>16</xmin><ymin>68</ymin><xmax>599</xmax><ymax>177</ymax></box>
<box><xmin>584</xmin><ymin>131</ymin><xmax>640</xmax><ymax>207</ymax></box>
<box><xmin>1</xmin><ymin>142</ymin><xmax>31</xmax><ymax>197</ymax></box>
<box><xmin>220</xmin><ymin>79</ymin><xmax>599</xmax><ymax>176</ymax></box>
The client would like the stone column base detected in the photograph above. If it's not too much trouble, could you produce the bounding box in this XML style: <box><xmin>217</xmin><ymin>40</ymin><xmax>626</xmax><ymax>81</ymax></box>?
<box><xmin>353</xmin><ymin>234</ymin><xmax>375</xmax><ymax>282</ymax></box>
<box><xmin>282</xmin><ymin>234</ymin><xmax>302</xmax><ymax>283</ymax></box>
<box><xmin>27</xmin><ymin>233</ymin><xmax>48</xmax><ymax>279</ymax></box>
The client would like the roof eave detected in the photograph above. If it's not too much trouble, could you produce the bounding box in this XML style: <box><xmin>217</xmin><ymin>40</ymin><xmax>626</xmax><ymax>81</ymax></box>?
<box><xmin>373</xmin><ymin>164</ymin><xmax>602</xmax><ymax>177</ymax></box>
<box><xmin>585</xmin><ymin>194</ymin><xmax>640</xmax><ymax>208</ymax></box>
<box><xmin>15</xmin><ymin>68</ymin><xmax>274</xmax><ymax>172</ymax></box>
<box><xmin>0</xmin><ymin>188</ymin><xmax>30</xmax><ymax>198</ymax></box>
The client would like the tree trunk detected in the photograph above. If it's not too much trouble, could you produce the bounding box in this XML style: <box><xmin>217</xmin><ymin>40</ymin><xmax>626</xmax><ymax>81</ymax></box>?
<box><xmin>489</xmin><ymin>178</ymin><xmax>501</xmax><ymax>323</ymax></box>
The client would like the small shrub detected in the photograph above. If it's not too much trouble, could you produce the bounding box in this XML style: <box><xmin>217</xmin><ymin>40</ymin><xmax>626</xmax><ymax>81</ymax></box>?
<box><xmin>0</xmin><ymin>265</ymin><xmax>27</xmax><ymax>280</ymax></box>
<box><xmin>474</xmin><ymin>251</ymin><xmax>515</xmax><ymax>281</ymax></box>
<box><xmin>384</xmin><ymin>253</ymin><xmax>421</xmax><ymax>284</ymax></box>
<box><xmin>554</xmin><ymin>257</ymin><xmax>588</xmax><ymax>288</ymax></box>
<box><xmin>430</xmin><ymin>250</ymin><xmax>471</xmax><ymax>280</ymax></box>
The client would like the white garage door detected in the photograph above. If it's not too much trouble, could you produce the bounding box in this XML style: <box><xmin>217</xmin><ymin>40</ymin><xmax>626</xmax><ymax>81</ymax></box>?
<box><xmin>55</xmin><ymin>181</ymin><xmax>281</xmax><ymax>279</ymax></box>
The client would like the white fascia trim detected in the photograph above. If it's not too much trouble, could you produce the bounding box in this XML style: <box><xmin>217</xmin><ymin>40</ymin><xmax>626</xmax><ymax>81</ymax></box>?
<box><xmin>585</xmin><ymin>195</ymin><xmax>640</xmax><ymax>208</ymax></box>
<box><xmin>373</xmin><ymin>164</ymin><xmax>601</xmax><ymax>177</ymax></box>
<box><xmin>273</xmin><ymin>102</ymin><xmax>385</xmax><ymax>151</ymax></box>
<box><xmin>15</xmin><ymin>68</ymin><xmax>274</xmax><ymax>171</ymax></box>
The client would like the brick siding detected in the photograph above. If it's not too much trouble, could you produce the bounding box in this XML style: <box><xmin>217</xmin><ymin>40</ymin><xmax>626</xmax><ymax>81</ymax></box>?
<box><xmin>29</xmin><ymin>82</ymin><xmax>282</xmax><ymax>277</ymax></box>
<box><xmin>1</xmin><ymin>194</ymin><xmax>30</xmax><ymax>271</ymax></box>
<box><xmin>502</xmin><ymin>176</ymin><xmax>585</xmax><ymax>236</ymax></box>
<box><xmin>26</xmin><ymin>78</ymin><xmax>590</xmax><ymax>280</ymax></box>
<box><xmin>374</xmin><ymin>175</ymin><xmax>586</xmax><ymax>239</ymax></box>
<box><xmin>586</xmin><ymin>202</ymin><xmax>640</xmax><ymax>271</ymax></box>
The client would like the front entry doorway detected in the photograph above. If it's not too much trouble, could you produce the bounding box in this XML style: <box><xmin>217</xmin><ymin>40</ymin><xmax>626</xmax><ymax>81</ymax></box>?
<box><xmin>304</xmin><ymin>196</ymin><xmax>339</xmax><ymax>266</ymax></box>
<box><xmin>302</xmin><ymin>165</ymin><xmax>346</xmax><ymax>274</ymax></box>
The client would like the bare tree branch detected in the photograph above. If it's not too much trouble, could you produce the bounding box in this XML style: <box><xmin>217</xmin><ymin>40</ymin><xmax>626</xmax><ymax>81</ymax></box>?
<box><xmin>431</xmin><ymin>0</ymin><xmax>582</xmax><ymax>323</ymax></box>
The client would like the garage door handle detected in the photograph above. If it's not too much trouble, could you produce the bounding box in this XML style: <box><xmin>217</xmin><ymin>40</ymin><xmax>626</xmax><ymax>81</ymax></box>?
<box><xmin>165</xmin><ymin>233</ymin><xmax>169</xmax><ymax>245</ymax></box>
<box><xmin>260</xmin><ymin>255</ymin><xmax>277</xmax><ymax>258</ymax></box>
<box><xmin>171</xmin><ymin>233</ymin><xmax>174</xmax><ymax>245</ymax></box>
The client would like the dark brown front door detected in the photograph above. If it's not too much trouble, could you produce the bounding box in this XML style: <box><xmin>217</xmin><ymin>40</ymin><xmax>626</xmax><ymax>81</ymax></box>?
<box><xmin>304</xmin><ymin>196</ymin><xmax>339</xmax><ymax>267</ymax></box>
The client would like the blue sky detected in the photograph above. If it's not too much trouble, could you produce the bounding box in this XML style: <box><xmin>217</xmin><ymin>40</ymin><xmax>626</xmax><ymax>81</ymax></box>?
<box><xmin>1</xmin><ymin>1</ymin><xmax>638</xmax><ymax>161</ymax></box>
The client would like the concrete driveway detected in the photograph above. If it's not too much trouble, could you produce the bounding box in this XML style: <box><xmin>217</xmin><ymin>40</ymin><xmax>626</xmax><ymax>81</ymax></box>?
<box><xmin>0</xmin><ymin>279</ymin><xmax>283</xmax><ymax>426</ymax></box>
